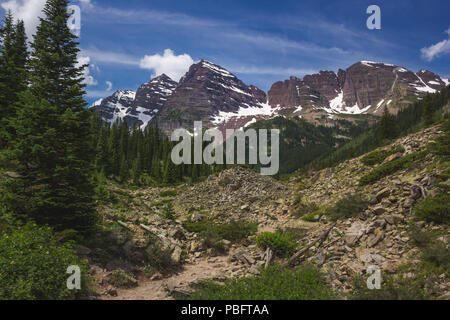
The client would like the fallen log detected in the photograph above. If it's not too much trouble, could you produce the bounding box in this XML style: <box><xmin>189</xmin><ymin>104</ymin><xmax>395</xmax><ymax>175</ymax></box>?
<box><xmin>117</xmin><ymin>220</ymin><xmax>132</xmax><ymax>230</ymax></box>
<box><xmin>264</xmin><ymin>248</ymin><xmax>273</xmax><ymax>268</ymax></box>
<box><xmin>287</xmin><ymin>223</ymin><xmax>336</xmax><ymax>266</ymax></box>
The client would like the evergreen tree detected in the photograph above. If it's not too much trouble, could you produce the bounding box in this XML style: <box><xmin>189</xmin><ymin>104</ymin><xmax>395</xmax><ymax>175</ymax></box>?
<box><xmin>29</xmin><ymin>0</ymin><xmax>86</xmax><ymax>111</ymax></box>
<box><xmin>423</xmin><ymin>94</ymin><xmax>434</xmax><ymax>126</ymax></box>
<box><xmin>151</xmin><ymin>154</ymin><xmax>161</xmax><ymax>181</ymax></box>
<box><xmin>377</xmin><ymin>107</ymin><xmax>397</xmax><ymax>140</ymax></box>
<box><xmin>132</xmin><ymin>153</ymin><xmax>142</xmax><ymax>185</ymax></box>
<box><xmin>163</xmin><ymin>153</ymin><xmax>179</xmax><ymax>184</ymax></box>
<box><xmin>6</xmin><ymin>0</ymin><xmax>97</xmax><ymax>232</ymax></box>
<box><xmin>119</xmin><ymin>154</ymin><xmax>129</xmax><ymax>183</ymax></box>
<box><xmin>0</xmin><ymin>12</ymin><xmax>28</xmax><ymax>148</ymax></box>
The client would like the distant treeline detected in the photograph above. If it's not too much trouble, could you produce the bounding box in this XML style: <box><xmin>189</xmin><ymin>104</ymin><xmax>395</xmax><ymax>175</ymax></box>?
<box><xmin>91</xmin><ymin>114</ymin><xmax>223</xmax><ymax>186</ymax></box>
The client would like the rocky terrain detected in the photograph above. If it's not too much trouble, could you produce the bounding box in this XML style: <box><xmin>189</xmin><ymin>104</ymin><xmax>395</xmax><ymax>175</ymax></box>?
<box><xmin>82</xmin><ymin>124</ymin><xmax>448</xmax><ymax>300</ymax></box>
<box><xmin>92</xmin><ymin>60</ymin><xmax>448</xmax><ymax>134</ymax></box>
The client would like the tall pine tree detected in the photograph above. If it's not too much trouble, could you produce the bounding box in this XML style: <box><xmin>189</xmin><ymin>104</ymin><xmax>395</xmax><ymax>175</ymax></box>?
<box><xmin>6</xmin><ymin>0</ymin><xmax>97</xmax><ymax>232</ymax></box>
<box><xmin>0</xmin><ymin>12</ymin><xmax>28</xmax><ymax>148</ymax></box>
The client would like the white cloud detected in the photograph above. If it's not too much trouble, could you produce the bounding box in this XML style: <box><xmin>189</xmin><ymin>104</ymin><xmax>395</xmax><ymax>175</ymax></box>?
<box><xmin>225</xmin><ymin>32</ymin><xmax>349</xmax><ymax>56</ymax></box>
<box><xmin>105</xmin><ymin>81</ymin><xmax>113</xmax><ymax>91</ymax></box>
<box><xmin>139</xmin><ymin>49</ymin><xmax>194</xmax><ymax>81</ymax></box>
<box><xmin>79</xmin><ymin>0</ymin><xmax>93</xmax><ymax>9</ymax></box>
<box><xmin>421</xmin><ymin>39</ymin><xmax>450</xmax><ymax>61</ymax></box>
<box><xmin>1</xmin><ymin>0</ymin><xmax>46</xmax><ymax>38</ymax></box>
<box><xmin>82</xmin><ymin>5</ymin><xmax>219</xmax><ymax>28</ymax></box>
<box><xmin>77</xmin><ymin>56</ymin><xmax>97</xmax><ymax>86</ymax></box>
<box><xmin>421</xmin><ymin>28</ymin><xmax>450</xmax><ymax>61</ymax></box>
<box><xmin>80</xmin><ymin>48</ymin><xmax>140</xmax><ymax>66</ymax></box>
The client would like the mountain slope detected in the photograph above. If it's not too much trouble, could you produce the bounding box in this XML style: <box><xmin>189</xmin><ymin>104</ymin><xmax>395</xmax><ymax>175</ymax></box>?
<box><xmin>92</xmin><ymin>60</ymin><xmax>448</xmax><ymax>134</ymax></box>
<box><xmin>152</xmin><ymin>60</ymin><xmax>268</xmax><ymax>134</ymax></box>
<box><xmin>91</xmin><ymin>74</ymin><xmax>177</xmax><ymax>129</ymax></box>
<box><xmin>269</xmin><ymin>61</ymin><xmax>448</xmax><ymax>118</ymax></box>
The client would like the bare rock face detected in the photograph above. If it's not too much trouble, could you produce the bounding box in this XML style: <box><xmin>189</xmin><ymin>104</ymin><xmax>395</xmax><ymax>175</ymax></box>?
<box><xmin>91</xmin><ymin>74</ymin><xmax>177</xmax><ymax>129</ymax></box>
<box><xmin>153</xmin><ymin>60</ymin><xmax>267</xmax><ymax>134</ymax></box>
<box><xmin>267</xmin><ymin>76</ymin><xmax>329</xmax><ymax>115</ymax></box>
<box><xmin>416</xmin><ymin>70</ymin><xmax>447</xmax><ymax>90</ymax></box>
<box><xmin>267</xmin><ymin>61</ymin><xmax>447</xmax><ymax>117</ymax></box>
<box><xmin>92</xmin><ymin>90</ymin><xmax>136</xmax><ymax>124</ymax></box>
<box><xmin>303</xmin><ymin>71</ymin><xmax>341</xmax><ymax>101</ymax></box>
<box><xmin>341</xmin><ymin>62</ymin><xmax>398</xmax><ymax>110</ymax></box>
<box><xmin>125</xmin><ymin>74</ymin><xmax>177</xmax><ymax>128</ymax></box>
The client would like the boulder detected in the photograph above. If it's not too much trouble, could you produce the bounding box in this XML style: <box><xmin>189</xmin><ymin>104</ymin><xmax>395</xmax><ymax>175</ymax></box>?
<box><xmin>372</xmin><ymin>206</ymin><xmax>387</xmax><ymax>215</ymax></box>
<box><xmin>345</xmin><ymin>221</ymin><xmax>369</xmax><ymax>246</ymax></box>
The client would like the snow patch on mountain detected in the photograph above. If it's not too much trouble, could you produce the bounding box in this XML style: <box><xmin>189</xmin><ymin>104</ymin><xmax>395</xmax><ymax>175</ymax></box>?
<box><xmin>328</xmin><ymin>91</ymin><xmax>344</xmax><ymax>113</ymax></box>
<box><xmin>361</xmin><ymin>61</ymin><xmax>395</xmax><ymax>67</ymax></box>
<box><xmin>212</xmin><ymin>102</ymin><xmax>277</xmax><ymax>125</ymax></box>
<box><xmin>201</xmin><ymin>60</ymin><xmax>234</xmax><ymax>78</ymax></box>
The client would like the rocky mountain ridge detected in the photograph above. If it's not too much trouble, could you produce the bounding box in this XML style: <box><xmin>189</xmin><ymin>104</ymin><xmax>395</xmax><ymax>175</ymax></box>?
<box><xmin>92</xmin><ymin>60</ymin><xmax>449</xmax><ymax>134</ymax></box>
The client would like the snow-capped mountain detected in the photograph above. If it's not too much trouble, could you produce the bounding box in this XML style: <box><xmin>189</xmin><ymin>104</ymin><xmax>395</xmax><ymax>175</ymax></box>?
<box><xmin>91</xmin><ymin>74</ymin><xmax>177</xmax><ymax>129</ymax></box>
<box><xmin>154</xmin><ymin>60</ymin><xmax>268</xmax><ymax>134</ymax></box>
<box><xmin>91</xmin><ymin>90</ymin><xmax>136</xmax><ymax>124</ymax></box>
<box><xmin>92</xmin><ymin>60</ymin><xmax>448</xmax><ymax>134</ymax></box>
<box><xmin>269</xmin><ymin>61</ymin><xmax>448</xmax><ymax>118</ymax></box>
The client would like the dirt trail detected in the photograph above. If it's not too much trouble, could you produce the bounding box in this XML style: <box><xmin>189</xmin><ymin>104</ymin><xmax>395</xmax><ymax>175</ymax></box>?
<box><xmin>103</xmin><ymin>256</ymin><xmax>230</xmax><ymax>300</ymax></box>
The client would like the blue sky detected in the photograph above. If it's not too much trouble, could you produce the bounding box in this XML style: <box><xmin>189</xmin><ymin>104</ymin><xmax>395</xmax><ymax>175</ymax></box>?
<box><xmin>1</xmin><ymin>0</ymin><xmax>449</xmax><ymax>104</ymax></box>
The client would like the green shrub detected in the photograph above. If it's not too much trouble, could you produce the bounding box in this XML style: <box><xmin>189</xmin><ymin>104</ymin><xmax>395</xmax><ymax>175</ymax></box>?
<box><xmin>350</xmin><ymin>274</ymin><xmax>428</xmax><ymax>300</ymax></box>
<box><xmin>327</xmin><ymin>194</ymin><xmax>368</xmax><ymax>221</ymax></box>
<box><xmin>159</xmin><ymin>190</ymin><xmax>177</xmax><ymax>197</ymax></box>
<box><xmin>292</xmin><ymin>196</ymin><xmax>319</xmax><ymax>218</ymax></box>
<box><xmin>360</xmin><ymin>146</ymin><xmax>405</xmax><ymax>166</ymax></box>
<box><xmin>161</xmin><ymin>204</ymin><xmax>176</xmax><ymax>220</ymax></box>
<box><xmin>301</xmin><ymin>207</ymin><xmax>329</xmax><ymax>222</ymax></box>
<box><xmin>408</xmin><ymin>225</ymin><xmax>435</xmax><ymax>248</ymax></box>
<box><xmin>145</xmin><ymin>243</ymin><xmax>178</xmax><ymax>276</ymax></box>
<box><xmin>359</xmin><ymin>151</ymin><xmax>427</xmax><ymax>186</ymax></box>
<box><xmin>414</xmin><ymin>193</ymin><xmax>450</xmax><ymax>224</ymax></box>
<box><xmin>189</xmin><ymin>264</ymin><xmax>336</xmax><ymax>300</ymax></box>
<box><xmin>408</xmin><ymin>225</ymin><xmax>449</xmax><ymax>275</ymax></box>
<box><xmin>109</xmin><ymin>270</ymin><xmax>137</xmax><ymax>288</ymax></box>
<box><xmin>361</xmin><ymin>149</ymin><xmax>390</xmax><ymax>166</ymax></box>
<box><xmin>428</xmin><ymin>133</ymin><xmax>450</xmax><ymax>157</ymax></box>
<box><xmin>279</xmin><ymin>227</ymin><xmax>307</xmax><ymax>241</ymax></box>
<box><xmin>200</xmin><ymin>228</ymin><xmax>226</xmax><ymax>254</ymax></box>
<box><xmin>428</xmin><ymin>119</ymin><xmax>450</xmax><ymax>157</ymax></box>
<box><xmin>421</xmin><ymin>241</ymin><xmax>450</xmax><ymax>270</ymax></box>
<box><xmin>256</xmin><ymin>232</ymin><xmax>297</xmax><ymax>256</ymax></box>
<box><xmin>0</xmin><ymin>223</ymin><xmax>90</xmax><ymax>300</ymax></box>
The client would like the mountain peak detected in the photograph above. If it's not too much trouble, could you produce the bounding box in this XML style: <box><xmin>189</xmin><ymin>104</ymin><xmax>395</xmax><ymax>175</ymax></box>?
<box><xmin>151</xmin><ymin>73</ymin><xmax>175</xmax><ymax>83</ymax></box>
